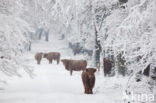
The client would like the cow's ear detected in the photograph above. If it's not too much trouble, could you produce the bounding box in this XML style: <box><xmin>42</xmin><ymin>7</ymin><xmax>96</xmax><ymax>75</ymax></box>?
<box><xmin>61</xmin><ymin>60</ymin><xmax>65</xmax><ymax>64</ymax></box>
<box><xmin>93</xmin><ymin>69</ymin><xmax>97</xmax><ymax>73</ymax></box>
<box><xmin>63</xmin><ymin>60</ymin><xmax>68</xmax><ymax>65</ymax></box>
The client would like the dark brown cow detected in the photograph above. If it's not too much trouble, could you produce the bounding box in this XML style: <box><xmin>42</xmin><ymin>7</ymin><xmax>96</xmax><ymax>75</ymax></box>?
<box><xmin>103</xmin><ymin>58</ymin><xmax>112</xmax><ymax>76</ymax></box>
<box><xmin>81</xmin><ymin>68</ymin><xmax>96</xmax><ymax>94</ymax></box>
<box><xmin>61</xmin><ymin>59</ymin><xmax>87</xmax><ymax>75</ymax></box>
<box><xmin>35</xmin><ymin>52</ymin><xmax>43</xmax><ymax>64</ymax></box>
<box><xmin>43</xmin><ymin>52</ymin><xmax>60</xmax><ymax>64</ymax></box>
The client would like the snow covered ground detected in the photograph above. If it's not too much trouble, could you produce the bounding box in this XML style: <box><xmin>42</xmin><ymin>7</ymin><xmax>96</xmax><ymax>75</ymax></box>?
<box><xmin>0</xmin><ymin>39</ymin><xmax>128</xmax><ymax>103</ymax></box>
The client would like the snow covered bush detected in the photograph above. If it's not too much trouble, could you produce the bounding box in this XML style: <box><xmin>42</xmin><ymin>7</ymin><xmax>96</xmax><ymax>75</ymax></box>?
<box><xmin>0</xmin><ymin>0</ymin><xmax>34</xmax><ymax>88</ymax></box>
<box><xmin>100</xmin><ymin>0</ymin><xmax>156</xmax><ymax>102</ymax></box>
<box><xmin>116</xmin><ymin>52</ymin><xmax>127</xmax><ymax>76</ymax></box>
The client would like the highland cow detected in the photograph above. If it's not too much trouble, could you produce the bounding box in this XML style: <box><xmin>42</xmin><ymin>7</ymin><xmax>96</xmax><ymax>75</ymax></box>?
<box><xmin>44</xmin><ymin>52</ymin><xmax>60</xmax><ymax>64</ymax></box>
<box><xmin>61</xmin><ymin>59</ymin><xmax>87</xmax><ymax>75</ymax></box>
<box><xmin>35</xmin><ymin>52</ymin><xmax>43</xmax><ymax>64</ymax></box>
<box><xmin>103</xmin><ymin>58</ymin><xmax>112</xmax><ymax>76</ymax></box>
<box><xmin>81</xmin><ymin>68</ymin><xmax>96</xmax><ymax>94</ymax></box>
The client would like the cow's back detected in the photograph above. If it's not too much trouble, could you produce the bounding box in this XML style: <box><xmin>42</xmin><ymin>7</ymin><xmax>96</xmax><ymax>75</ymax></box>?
<box><xmin>52</xmin><ymin>52</ymin><xmax>60</xmax><ymax>60</ymax></box>
<box><xmin>70</xmin><ymin>60</ymin><xmax>87</xmax><ymax>71</ymax></box>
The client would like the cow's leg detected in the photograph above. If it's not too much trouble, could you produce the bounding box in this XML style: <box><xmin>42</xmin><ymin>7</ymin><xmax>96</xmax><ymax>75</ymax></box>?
<box><xmin>82</xmin><ymin>75</ymin><xmax>90</xmax><ymax>94</ymax></box>
<box><xmin>37</xmin><ymin>60</ymin><xmax>40</xmax><ymax>64</ymax></box>
<box><xmin>83</xmin><ymin>81</ymin><xmax>89</xmax><ymax>94</ymax></box>
<box><xmin>85</xmin><ymin>87</ymin><xmax>89</xmax><ymax>94</ymax></box>
<box><xmin>57</xmin><ymin>58</ymin><xmax>59</xmax><ymax>64</ymax></box>
<box><xmin>70</xmin><ymin>70</ymin><xmax>73</xmax><ymax>76</ymax></box>
<box><xmin>51</xmin><ymin>59</ymin><xmax>53</xmax><ymax>64</ymax></box>
<box><xmin>104</xmin><ymin>73</ymin><xmax>106</xmax><ymax>77</ymax></box>
<box><xmin>88</xmin><ymin>79</ymin><xmax>93</xmax><ymax>94</ymax></box>
<box><xmin>49</xmin><ymin>59</ymin><xmax>51</xmax><ymax>64</ymax></box>
<box><xmin>104</xmin><ymin>71</ymin><xmax>107</xmax><ymax>76</ymax></box>
<box><xmin>89</xmin><ymin>88</ymin><xmax>93</xmax><ymax>94</ymax></box>
<box><xmin>39</xmin><ymin>60</ymin><xmax>41</xmax><ymax>64</ymax></box>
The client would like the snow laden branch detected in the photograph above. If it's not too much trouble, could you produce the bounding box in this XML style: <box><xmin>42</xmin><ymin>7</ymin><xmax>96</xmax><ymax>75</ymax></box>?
<box><xmin>0</xmin><ymin>0</ymin><xmax>35</xmax><ymax>89</ymax></box>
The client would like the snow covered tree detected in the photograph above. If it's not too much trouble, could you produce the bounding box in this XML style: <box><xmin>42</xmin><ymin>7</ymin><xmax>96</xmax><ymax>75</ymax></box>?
<box><xmin>0</xmin><ymin>0</ymin><xmax>34</xmax><ymax>88</ymax></box>
<box><xmin>101</xmin><ymin>0</ymin><xmax>156</xmax><ymax>102</ymax></box>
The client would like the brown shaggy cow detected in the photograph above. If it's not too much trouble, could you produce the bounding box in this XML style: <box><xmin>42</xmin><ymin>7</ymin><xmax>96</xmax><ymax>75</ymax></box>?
<box><xmin>43</xmin><ymin>52</ymin><xmax>60</xmax><ymax>64</ymax></box>
<box><xmin>81</xmin><ymin>68</ymin><xmax>96</xmax><ymax>94</ymax></box>
<box><xmin>103</xmin><ymin>58</ymin><xmax>112</xmax><ymax>76</ymax></box>
<box><xmin>61</xmin><ymin>59</ymin><xmax>87</xmax><ymax>75</ymax></box>
<box><xmin>35</xmin><ymin>52</ymin><xmax>43</xmax><ymax>64</ymax></box>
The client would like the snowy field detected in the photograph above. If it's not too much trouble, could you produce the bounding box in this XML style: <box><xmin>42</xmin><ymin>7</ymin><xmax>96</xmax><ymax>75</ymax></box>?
<box><xmin>0</xmin><ymin>40</ymin><xmax>127</xmax><ymax>103</ymax></box>
<box><xmin>1</xmin><ymin>0</ymin><xmax>156</xmax><ymax>103</ymax></box>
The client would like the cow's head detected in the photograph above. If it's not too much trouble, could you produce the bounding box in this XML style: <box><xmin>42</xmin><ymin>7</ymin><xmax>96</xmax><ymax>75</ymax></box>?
<box><xmin>43</xmin><ymin>53</ymin><xmax>48</xmax><ymax>58</ymax></box>
<box><xmin>61</xmin><ymin>59</ymin><xmax>68</xmax><ymax>66</ymax></box>
<box><xmin>85</xmin><ymin>68</ymin><xmax>96</xmax><ymax>80</ymax></box>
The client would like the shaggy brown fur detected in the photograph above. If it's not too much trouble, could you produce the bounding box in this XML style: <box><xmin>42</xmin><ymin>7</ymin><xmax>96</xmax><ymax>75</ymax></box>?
<box><xmin>61</xmin><ymin>59</ymin><xmax>87</xmax><ymax>75</ymax></box>
<box><xmin>103</xmin><ymin>58</ymin><xmax>112</xmax><ymax>76</ymax></box>
<box><xmin>43</xmin><ymin>52</ymin><xmax>60</xmax><ymax>64</ymax></box>
<box><xmin>81</xmin><ymin>68</ymin><xmax>96</xmax><ymax>94</ymax></box>
<box><xmin>35</xmin><ymin>52</ymin><xmax>43</xmax><ymax>64</ymax></box>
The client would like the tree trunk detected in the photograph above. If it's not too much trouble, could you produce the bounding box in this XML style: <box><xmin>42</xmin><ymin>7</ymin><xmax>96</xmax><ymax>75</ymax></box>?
<box><xmin>28</xmin><ymin>41</ymin><xmax>31</xmax><ymax>51</ymax></box>
<box><xmin>93</xmin><ymin>24</ymin><xmax>101</xmax><ymax>68</ymax></box>
<box><xmin>38</xmin><ymin>28</ymin><xmax>43</xmax><ymax>40</ymax></box>
<box><xmin>116</xmin><ymin>52</ymin><xmax>127</xmax><ymax>76</ymax></box>
<box><xmin>45</xmin><ymin>30</ymin><xmax>49</xmax><ymax>41</ymax></box>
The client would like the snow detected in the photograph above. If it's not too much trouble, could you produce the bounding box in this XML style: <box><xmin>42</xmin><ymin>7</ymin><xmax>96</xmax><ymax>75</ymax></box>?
<box><xmin>1</xmin><ymin>0</ymin><xmax>156</xmax><ymax>103</ymax></box>
<box><xmin>0</xmin><ymin>40</ymin><xmax>127</xmax><ymax>103</ymax></box>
